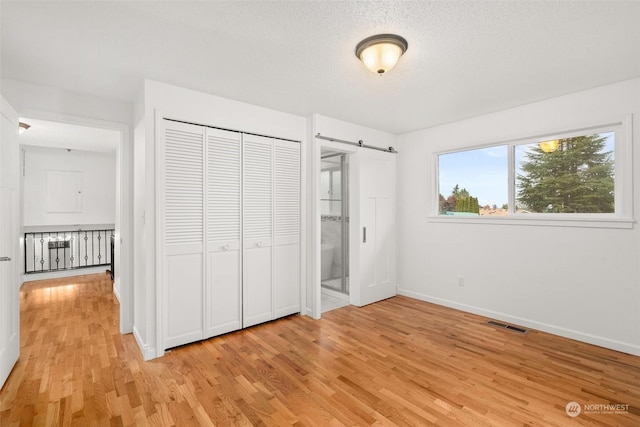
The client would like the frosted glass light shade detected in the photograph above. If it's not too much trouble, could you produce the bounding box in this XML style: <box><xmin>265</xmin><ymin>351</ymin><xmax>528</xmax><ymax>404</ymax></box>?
<box><xmin>355</xmin><ymin>34</ymin><xmax>408</xmax><ymax>75</ymax></box>
<box><xmin>539</xmin><ymin>140</ymin><xmax>559</xmax><ymax>153</ymax></box>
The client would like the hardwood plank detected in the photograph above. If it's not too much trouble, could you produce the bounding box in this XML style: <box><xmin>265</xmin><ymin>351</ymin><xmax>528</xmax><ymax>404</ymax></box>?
<box><xmin>1</xmin><ymin>273</ymin><xmax>639</xmax><ymax>426</ymax></box>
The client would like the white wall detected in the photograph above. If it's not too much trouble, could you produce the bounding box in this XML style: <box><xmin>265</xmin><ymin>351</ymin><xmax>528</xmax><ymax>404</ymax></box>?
<box><xmin>134</xmin><ymin>79</ymin><xmax>308</xmax><ymax>359</ymax></box>
<box><xmin>23</xmin><ymin>146</ymin><xmax>116</xmax><ymax>226</ymax></box>
<box><xmin>396</xmin><ymin>78</ymin><xmax>640</xmax><ymax>355</ymax></box>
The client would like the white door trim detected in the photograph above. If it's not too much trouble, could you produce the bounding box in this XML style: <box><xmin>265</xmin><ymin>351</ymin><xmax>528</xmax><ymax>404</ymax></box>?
<box><xmin>312</xmin><ymin>137</ymin><xmax>357</xmax><ymax>318</ymax></box>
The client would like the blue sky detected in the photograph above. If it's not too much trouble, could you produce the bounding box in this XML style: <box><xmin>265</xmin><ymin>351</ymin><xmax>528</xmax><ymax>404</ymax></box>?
<box><xmin>439</xmin><ymin>146</ymin><xmax>508</xmax><ymax>207</ymax></box>
<box><xmin>438</xmin><ymin>132</ymin><xmax>614</xmax><ymax>208</ymax></box>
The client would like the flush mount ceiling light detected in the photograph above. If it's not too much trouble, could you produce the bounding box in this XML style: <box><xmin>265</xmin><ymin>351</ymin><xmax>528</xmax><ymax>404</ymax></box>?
<box><xmin>19</xmin><ymin>122</ymin><xmax>31</xmax><ymax>134</ymax></box>
<box><xmin>539</xmin><ymin>139</ymin><xmax>559</xmax><ymax>153</ymax></box>
<box><xmin>355</xmin><ymin>34</ymin><xmax>408</xmax><ymax>75</ymax></box>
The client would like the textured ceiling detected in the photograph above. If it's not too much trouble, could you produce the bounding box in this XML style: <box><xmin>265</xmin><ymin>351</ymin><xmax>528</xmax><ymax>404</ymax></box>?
<box><xmin>2</xmin><ymin>1</ymin><xmax>639</xmax><ymax>134</ymax></box>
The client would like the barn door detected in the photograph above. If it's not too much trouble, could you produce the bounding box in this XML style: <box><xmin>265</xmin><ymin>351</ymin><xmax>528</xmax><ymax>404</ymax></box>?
<box><xmin>351</xmin><ymin>148</ymin><xmax>396</xmax><ymax>307</ymax></box>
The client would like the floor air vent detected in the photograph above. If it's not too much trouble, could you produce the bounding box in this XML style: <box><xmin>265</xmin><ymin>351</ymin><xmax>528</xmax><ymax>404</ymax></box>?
<box><xmin>487</xmin><ymin>320</ymin><xmax>528</xmax><ymax>334</ymax></box>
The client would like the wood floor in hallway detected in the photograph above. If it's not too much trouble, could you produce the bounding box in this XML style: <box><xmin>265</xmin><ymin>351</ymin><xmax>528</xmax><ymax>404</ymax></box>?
<box><xmin>1</xmin><ymin>273</ymin><xmax>639</xmax><ymax>426</ymax></box>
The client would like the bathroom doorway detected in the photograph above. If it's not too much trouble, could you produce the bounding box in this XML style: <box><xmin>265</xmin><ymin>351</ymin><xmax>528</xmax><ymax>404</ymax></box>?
<box><xmin>320</xmin><ymin>151</ymin><xmax>349</xmax><ymax>312</ymax></box>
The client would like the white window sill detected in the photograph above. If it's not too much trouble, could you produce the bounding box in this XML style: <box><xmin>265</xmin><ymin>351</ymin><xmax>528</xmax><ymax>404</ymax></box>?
<box><xmin>426</xmin><ymin>215</ymin><xmax>635</xmax><ymax>229</ymax></box>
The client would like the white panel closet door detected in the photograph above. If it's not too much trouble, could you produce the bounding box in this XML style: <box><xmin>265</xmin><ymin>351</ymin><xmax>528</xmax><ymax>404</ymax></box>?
<box><xmin>273</xmin><ymin>140</ymin><xmax>300</xmax><ymax>318</ymax></box>
<box><xmin>161</xmin><ymin>120</ymin><xmax>205</xmax><ymax>349</ymax></box>
<box><xmin>205</xmin><ymin>128</ymin><xmax>242</xmax><ymax>337</ymax></box>
<box><xmin>242</xmin><ymin>134</ymin><xmax>273</xmax><ymax>327</ymax></box>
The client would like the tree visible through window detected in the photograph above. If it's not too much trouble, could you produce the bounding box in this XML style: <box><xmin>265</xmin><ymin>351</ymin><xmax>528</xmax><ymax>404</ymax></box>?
<box><xmin>437</xmin><ymin>129</ymin><xmax>618</xmax><ymax>217</ymax></box>
<box><xmin>439</xmin><ymin>184</ymin><xmax>481</xmax><ymax>215</ymax></box>
<box><xmin>516</xmin><ymin>133</ymin><xmax>614</xmax><ymax>213</ymax></box>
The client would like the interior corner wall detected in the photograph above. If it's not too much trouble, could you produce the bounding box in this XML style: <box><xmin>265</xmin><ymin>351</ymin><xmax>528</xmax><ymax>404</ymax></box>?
<box><xmin>138</xmin><ymin>79</ymin><xmax>308</xmax><ymax>359</ymax></box>
<box><xmin>396</xmin><ymin>78</ymin><xmax>640</xmax><ymax>355</ymax></box>
<box><xmin>23</xmin><ymin>146</ymin><xmax>116</xmax><ymax>226</ymax></box>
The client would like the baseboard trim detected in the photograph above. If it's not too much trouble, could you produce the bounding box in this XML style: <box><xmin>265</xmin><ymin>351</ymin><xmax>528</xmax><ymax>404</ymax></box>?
<box><xmin>132</xmin><ymin>325</ymin><xmax>156</xmax><ymax>361</ymax></box>
<box><xmin>22</xmin><ymin>267</ymin><xmax>109</xmax><ymax>284</ymax></box>
<box><xmin>113</xmin><ymin>281</ymin><xmax>121</xmax><ymax>304</ymax></box>
<box><xmin>398</xmin><ymin>288</ymin><xmax>640</xmax><ymax>357</ymax></box>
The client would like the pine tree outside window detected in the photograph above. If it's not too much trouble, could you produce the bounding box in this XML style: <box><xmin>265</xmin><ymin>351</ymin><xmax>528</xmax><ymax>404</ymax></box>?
<box><xmin>515</xmin><ymin>132</ymin><xmax>614</xmax><ymax>214</ymax></box>
<box><xmin>435</xmin><ymin>121</ymin><xmax>632</xmax><ymax>227</ymax></box>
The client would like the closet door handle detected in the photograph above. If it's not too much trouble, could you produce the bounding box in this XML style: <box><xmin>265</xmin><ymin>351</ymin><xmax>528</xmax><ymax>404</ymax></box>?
<box><xmin>222</xmin><ymin>244</ymin><xmax>230</xmax><ymax>251</ymax></box>
<box><xmin>0</xmin><ymin>256</ymin><xmax>11</xmax><ymax>262</ymax></box>
<box><xmin>363</xmin><ymin>227</ymin><xmax>367</xmax><ymax>243</ymax></box>
<box><xmin>256</xmin><ymin>241</ymin><xmax>262</xmax><ymax>248</ymax></box>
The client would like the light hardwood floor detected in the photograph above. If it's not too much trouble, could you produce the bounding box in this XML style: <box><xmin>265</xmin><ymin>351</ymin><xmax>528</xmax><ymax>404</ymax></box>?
<box><xmin>1</xmin><ymin>273</ymin><xmax>639</xmax><ymax>426</ymax></box>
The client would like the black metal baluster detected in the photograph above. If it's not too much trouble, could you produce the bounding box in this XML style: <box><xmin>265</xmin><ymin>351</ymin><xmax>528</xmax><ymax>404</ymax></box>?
<box><xmin>24</xmin><ymin>228</ymin><xmax>114</xmax><ymax>274</ymax></box>
<box><xmin>97</xmin><ymin>231</ymin><xmax>102</xmax><ymax>266</ymax></box>
<box><xmin>69</xmin><ymin>231</ymin><xmax>75</xmax><ymax>268</ymax></box>
<box><xmin>84</xmin><ymin>231</ymin><xmax>89</xmax><ymax>266</ymax></box>
<box><xmin>31</xmin><ymin>234</ymin><xmax>35</xmax><ymax>273</ymax></box>
<box><xmin>40</xmin><ymin>233</ymin><xmax>45</xmax><ymax>272</ymax></box>
<box><xmin>63</xmin><ymin>231</ymin><xmax>67</xmax><ymax>270</ymax></box>
<box><xmin>55</xmin><ymin>232</ymin><xmax>59</xmax><ymax>271</ymax></box>
<box><xmin>24</xmin><ymin>233</ymin><xmax>27</xmax><ymax>274</ymax></box>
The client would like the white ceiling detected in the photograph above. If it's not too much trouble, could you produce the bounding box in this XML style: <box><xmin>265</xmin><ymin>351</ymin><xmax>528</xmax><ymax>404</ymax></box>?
<box><xmin>2</xmin><ymin>1</ymin><xmax>639</xmax><ymax>134</ymax></box>
<box><xmin>19</xmin><ymin>118</ymin><xmax>119</xmax><ymax>153</ymax></box>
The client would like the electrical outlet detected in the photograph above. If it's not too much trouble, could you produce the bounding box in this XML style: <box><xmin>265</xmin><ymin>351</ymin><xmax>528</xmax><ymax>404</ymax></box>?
<box><xmin>458</xmin><ymin>276</ymin><xmax>465</xmax><ymax>287</ymax></box>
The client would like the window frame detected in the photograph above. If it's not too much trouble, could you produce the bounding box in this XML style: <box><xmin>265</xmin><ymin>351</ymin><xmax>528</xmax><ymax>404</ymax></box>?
<box><xmin>429</xmin><ymin>117</ymin><xmax>634</xmax><ymax>229</ymax></box>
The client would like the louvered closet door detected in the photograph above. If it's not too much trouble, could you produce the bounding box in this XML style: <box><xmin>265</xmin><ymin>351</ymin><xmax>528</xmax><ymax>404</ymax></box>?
<box><xmin>205</xmin><ymin>128</ymin><xmax>242</xmax><ymax>338</ymax></box>
<box><xmin>161</xmin><ymin>120</ymin><xmax>205</xmax><ymax>349</ymax></box>
<box><xmin>273</xmin><ymin>140</ymin><xmax>301</xmax><ymax>318</ymax></box>
<box><xmin>242</xmin><ymin>134</ymin><xmax>273</xmax><ymax>328</ymax></box>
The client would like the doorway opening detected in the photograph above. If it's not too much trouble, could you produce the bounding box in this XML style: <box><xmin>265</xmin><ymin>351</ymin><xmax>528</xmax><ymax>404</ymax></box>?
<box><xmin>17</xmin><ymin>114</ymin><xmax>131</xmax><ymax>334</ymax></box>
<box><xmin>320</xmin><ymin>151</ymin><xmax>349</xmax><ymax>312</ymax></box>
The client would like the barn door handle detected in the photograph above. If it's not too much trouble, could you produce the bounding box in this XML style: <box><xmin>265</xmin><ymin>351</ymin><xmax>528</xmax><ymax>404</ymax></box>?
<box><xmin>363</xmin><ymin>227</ymin><xmax>367</xmax><ymax>243</ymax></box>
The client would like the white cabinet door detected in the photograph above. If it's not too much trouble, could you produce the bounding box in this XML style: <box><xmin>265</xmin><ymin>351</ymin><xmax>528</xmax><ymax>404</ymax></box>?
<box><xmin>0</xmin><ymin>96</ymin><xmax>19</xmax><ymax>390</ymax></box>
<box><xmin>160</xmin><ymin>120</ymin><xmax>205</xmax><ymax>349</ymax></box>
<box><xmin>242</xmin><ymin>135</ymin><xmax>273</xmax><ymax>327</ymax></box>
<box><xmin>352</xmin><ymin>148</ymin><xmax>396</xmax><ymax>307</ymax></box>
<box><xmin>273</xmin><ymin>140</ymin><xmax>300</xmax><ymax>318</ymax></box>
<box><xmin>205</xmin><ymin>128</ymin><xmax>242</xmax><ymax>337</ymax></box>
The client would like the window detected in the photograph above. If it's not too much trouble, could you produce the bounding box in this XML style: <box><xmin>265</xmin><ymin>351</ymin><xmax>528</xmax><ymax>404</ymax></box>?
<box><xmin>514</xmin><ymin>132</ymin><xmax>614</xmax><ymax>214</ymax></box>
<box><xmin>438</xmin><ymin>146</ymin><xmax>507</xmax><ymax>216</ymax></box>
<box><xmin>435</xmin><ymin>122</ymin><xmax>631</xmax><ymax>226</ymax></box>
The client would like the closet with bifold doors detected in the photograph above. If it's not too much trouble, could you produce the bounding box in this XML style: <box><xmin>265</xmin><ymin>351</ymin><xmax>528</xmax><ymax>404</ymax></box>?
<box><xmin>159</xmin><ymin>119</ymin><xmax>301</xmax><ymax>350</ymax></box>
